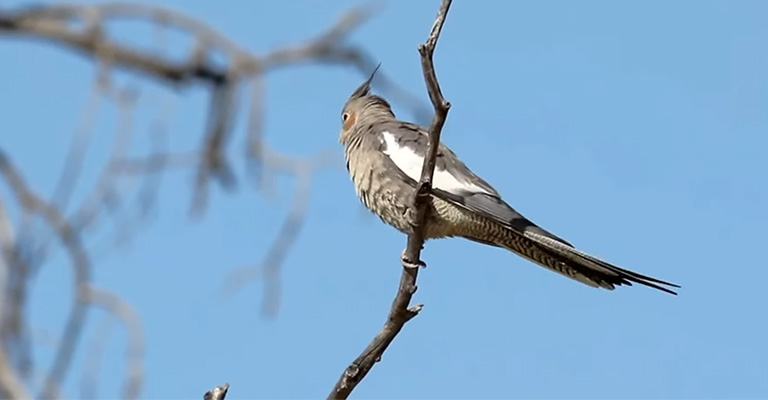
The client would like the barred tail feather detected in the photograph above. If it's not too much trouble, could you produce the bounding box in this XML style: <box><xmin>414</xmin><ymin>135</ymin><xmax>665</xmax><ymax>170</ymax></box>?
<box><xmin>476</xmin><ymin>229</ymin><xmax>679</xmax><ymax>295</ymax></box>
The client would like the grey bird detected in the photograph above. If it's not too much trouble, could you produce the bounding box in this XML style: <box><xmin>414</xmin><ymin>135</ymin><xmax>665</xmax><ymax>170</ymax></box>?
<box><xmin>339</xmin><ymin>68</ymin><xmax>679</xmax><ymax>295</ymax></box>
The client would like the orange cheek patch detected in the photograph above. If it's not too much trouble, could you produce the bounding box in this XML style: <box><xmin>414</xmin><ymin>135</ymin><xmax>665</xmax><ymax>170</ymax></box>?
<box><xmin>343</xmin><ymin>113</ymin><xmax>356</xmax><ymax>131</ymax></box>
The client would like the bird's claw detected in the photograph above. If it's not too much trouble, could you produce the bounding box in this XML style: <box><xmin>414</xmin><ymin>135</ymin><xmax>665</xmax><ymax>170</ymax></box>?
<box><xmin>400</xmin><ymin>251</ymin><xmax>427</xmax><ymax>269</ymax></box>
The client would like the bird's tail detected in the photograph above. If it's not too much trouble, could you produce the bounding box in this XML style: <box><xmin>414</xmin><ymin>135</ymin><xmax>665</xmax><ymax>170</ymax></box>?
<box><xmin>480</xmin><ymin>229</ymin><xmax>680</xmax><ymax>295</ymax></box>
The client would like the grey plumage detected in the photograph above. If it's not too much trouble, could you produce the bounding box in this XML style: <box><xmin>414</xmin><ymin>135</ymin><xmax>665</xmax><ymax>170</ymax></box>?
<box><xmin>339</xmin><ymin>69</ymin><xmax>679</xmax><ymax>295</ymax></box>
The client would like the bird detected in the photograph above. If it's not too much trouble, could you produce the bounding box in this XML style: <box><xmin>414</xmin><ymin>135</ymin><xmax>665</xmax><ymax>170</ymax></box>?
<box><xmin>338</xmin><ymin>67</ymin><xmax>680</xmax><ymax>295</ymax></box>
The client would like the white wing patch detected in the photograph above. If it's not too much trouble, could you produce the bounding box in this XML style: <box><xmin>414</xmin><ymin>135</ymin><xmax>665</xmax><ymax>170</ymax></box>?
<box><xmin>381</xmin><ymin>131</ymin><xmax>490</xmax><ymax>195</ymax></box>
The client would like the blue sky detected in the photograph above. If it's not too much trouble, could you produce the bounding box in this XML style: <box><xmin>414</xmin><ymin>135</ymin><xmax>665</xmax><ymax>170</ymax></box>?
<box><xmin>2</xmin><ymin>0</ymin><xmax>768</xmax><ymax>398</ymax></box>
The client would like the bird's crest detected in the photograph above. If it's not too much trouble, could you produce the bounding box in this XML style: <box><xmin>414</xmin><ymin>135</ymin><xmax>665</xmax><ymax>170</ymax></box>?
<box><xmin>340</xmin><ymin>63</ymin><xmax>393</xmax><ymax>144</ymax></box>
<box><xmin>344</xmin><ymin>63</ymin><xmax>393</xmax><ymax>115</ymax></box>
<box><xmin>348</xmin><ymin>63</ymin><xmax>381</xmax><ymax>101</ymax></box>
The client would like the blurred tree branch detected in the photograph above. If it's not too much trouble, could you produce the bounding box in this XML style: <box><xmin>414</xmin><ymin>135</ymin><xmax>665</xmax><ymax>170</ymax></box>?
<box><xmin>0</xmin><ymin>2</ymin><xmax>431</xmax><ymax>398</ymax></box>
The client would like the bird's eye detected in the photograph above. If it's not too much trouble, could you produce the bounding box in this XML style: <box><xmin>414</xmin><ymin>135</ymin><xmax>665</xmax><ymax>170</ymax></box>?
<box><xmin>342</xmin><ymin>113</ymin><xmax>350</xmax><ymax>122</ymax></box>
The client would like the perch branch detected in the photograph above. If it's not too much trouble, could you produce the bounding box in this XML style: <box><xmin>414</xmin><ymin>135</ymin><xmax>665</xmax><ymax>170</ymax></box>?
<box><xmin>326</xmin><ymin>0</ymin><xmax>453</xmax><ymax>398</ymax></box>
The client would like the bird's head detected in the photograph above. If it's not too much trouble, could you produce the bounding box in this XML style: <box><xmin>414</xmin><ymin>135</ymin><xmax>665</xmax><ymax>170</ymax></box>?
<box><xmin>339</xmin><ymin>64</ymin><xmax>395</xmax><ymax>144</ymax></box>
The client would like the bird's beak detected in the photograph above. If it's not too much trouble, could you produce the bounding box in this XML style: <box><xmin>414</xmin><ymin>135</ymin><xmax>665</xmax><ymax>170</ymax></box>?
<box><xmin>349</xmin><ymin>63</ymin><xmax>381</xmax><ymax>100</ymax></box>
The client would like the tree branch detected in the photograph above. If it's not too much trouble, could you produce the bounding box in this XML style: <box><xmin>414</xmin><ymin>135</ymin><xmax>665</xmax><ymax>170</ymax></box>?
<box><xmin>0</xmin><ymin>151</ymin><xmax>93</xmax><ymax>400</ymax></box>
<box><xmin>83</xmin><ymin>285</ymin><xmax>145</xmax><ymax>400</ymax></box>
<box><xmin>326</xmin><ymin>1</ymin><xmax>453</xmax><ymax>399</ymax></box>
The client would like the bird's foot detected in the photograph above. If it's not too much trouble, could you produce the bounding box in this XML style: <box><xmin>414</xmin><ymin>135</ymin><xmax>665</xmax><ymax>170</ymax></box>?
<box><xmin>400</xmin><ymin>251</ymin><xmax>427</xmax><ymax>269</ymax></box>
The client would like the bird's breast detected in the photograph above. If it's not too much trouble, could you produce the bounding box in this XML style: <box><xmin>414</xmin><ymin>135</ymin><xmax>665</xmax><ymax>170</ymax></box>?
<box><xmin>343</xmin><ymin>140</ymin><xmax>469</xmax><ymax>239</ymax></box>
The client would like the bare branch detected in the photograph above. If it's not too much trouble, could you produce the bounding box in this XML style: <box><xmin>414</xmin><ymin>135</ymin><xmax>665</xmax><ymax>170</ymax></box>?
<box><xmin>0</xmin><ymin>151</ymin><xmax>93</xmax><ymax>400</ymax></box>
<box><xmin>49</xmin><ymin>77</ymin><xmax>104</xmax><ymax>213</ymax></box>
<box><xmin>79</xmin><ymin>316</ymin><xmax>116</xmax><ymax>400</ymax></box>
<box><xmin>84</xmin><ymin>285</ymin><xmax>145</xmax><ymax>400</ymax></box>
<box><xmin>0</xmin><ymin>2</ymin><xmax>435</xmax><ymax>397</ymax></box>
<box><xmin>0</xmin><ymin>198</ymin><xmax>15</xmax><ymax>320</ymax></box>
<box><xmin>0</xmin><ymin>306</ymin><xmax>31</xmax><ymax>400</ymax></box>
<box><xmin>0</xmin><ymin>2</ymin><xmax>374</xmax><ymax>322</ymax></box>
<box><xmin>1</xmin><ymin>3</ymin><xmax>371</xmax><ymax>85</ymax></box>
<box><xmin>221</xmin><ymin>155</ymin><xmax>324</xmax><ymax>317</ymax></box>
<box><xmin>327</xmin><ymin>1</ymin><xmax>454</xmax><ymax>399</ymax></box>
<box><xmin>70</xmin><ymin>87</ymin><xmax>139</xmax><ymax>232</ymax></box>
<box><xmin>245</xmin><ymin>76</ymin><xmax>267</xmax><ymax>191</ymax></box>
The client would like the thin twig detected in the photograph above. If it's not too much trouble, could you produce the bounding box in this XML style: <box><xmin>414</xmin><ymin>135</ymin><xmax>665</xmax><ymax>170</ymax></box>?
<box><xmin>0</xmin><ymin>345</ymin><xmax>31</xmax><ymax>400</ymax></box>
<box><xmin>84</xmin><ymin>285</ymin><xmax>145</xmax><ymax>400</ymax></box>
<box><xmin>0</xmin><ymin>198</ymin><xmax>15</xmax><ymax>327</ymax></box>
<box><xmin>0</xmin><ymin>267</ymin><xmax>31</xmax><ymax>400</ymax></box>
<box><xmin>326</xmin><ymin>1</ymin><xmax>453</xmax><ymax>398</ymax></box>
<box><xmin>49</xmin><ymin>77</ymin><xmax>104</xmax><ymax>213</ymax></box>
<box><xmin>79</xmin><ymin>316</ymin><xmax>116</xmax><ymax>400</ymax></box>
<box><xmin>220</xmin><ymin>156</ymin><xmax>322</xmax><ymax>317</ymax></box>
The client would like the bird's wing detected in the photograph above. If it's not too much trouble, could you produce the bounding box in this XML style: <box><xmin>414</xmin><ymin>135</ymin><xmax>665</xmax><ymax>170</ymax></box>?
<box><xmin>377</xmin><ymin>121</ymin><xmax>569</xmax><ymax>243</ymax></box>
<box><xmin>376</xmin><ymin>121</ymin><xmax>680</xmax><ymax>294</ymax></box>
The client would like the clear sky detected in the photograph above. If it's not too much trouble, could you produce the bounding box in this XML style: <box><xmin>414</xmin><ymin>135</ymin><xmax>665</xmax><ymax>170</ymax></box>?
<box><xmin>2</xmin><ymin>0</ymin><xmax>768</xmax><ymax>398</ymax></box>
